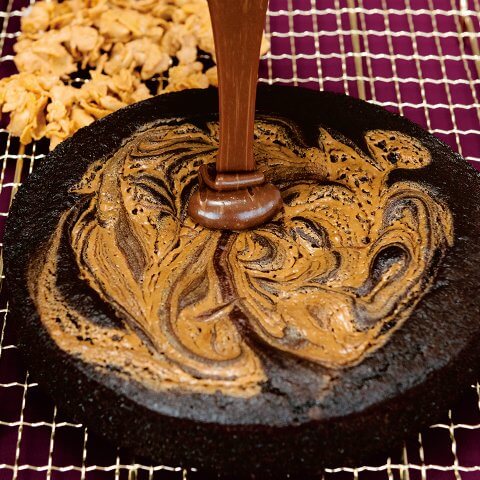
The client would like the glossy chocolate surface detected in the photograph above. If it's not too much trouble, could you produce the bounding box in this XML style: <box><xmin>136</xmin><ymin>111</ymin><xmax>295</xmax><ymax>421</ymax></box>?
<box><xmin>188</xmin><ymin>0</ymin><xmax>283</xmax><ymax>229</ymax></box>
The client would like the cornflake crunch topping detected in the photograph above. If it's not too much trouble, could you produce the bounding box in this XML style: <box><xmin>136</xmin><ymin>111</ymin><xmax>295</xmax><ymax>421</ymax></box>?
<box><xmin>0</xmin><ymin>0</ymin><xmax>269</xmax><ymax>149</ymax></box>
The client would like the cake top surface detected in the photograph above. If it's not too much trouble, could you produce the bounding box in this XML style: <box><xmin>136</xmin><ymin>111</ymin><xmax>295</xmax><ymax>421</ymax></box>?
<box><xmin>28</xmin><ymin>116</ymin><xmax>453</xmax><ymax>403</ymax></box>
<box><xmin>6</xmin><ymin>88</ymin><xmax>478</xmax><ymax>428</ymax></box>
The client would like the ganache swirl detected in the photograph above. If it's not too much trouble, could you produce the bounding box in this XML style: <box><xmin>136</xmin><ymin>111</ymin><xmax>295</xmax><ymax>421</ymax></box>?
<box><xmin>28</xmin><ymin>119</ymin><xmax>454</xmax><ymax>397</ymax></box>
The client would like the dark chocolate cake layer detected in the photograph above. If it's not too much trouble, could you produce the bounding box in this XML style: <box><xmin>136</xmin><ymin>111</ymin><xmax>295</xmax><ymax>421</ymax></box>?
<box><xmin>5</xmin><ymin>86</ymin><xmax>480</xmax><ymax>478</ymax></box>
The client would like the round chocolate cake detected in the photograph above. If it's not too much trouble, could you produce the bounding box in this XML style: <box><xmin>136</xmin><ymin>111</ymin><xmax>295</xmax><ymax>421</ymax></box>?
<box><xmin>5</xmin><ymin>86</ymin><xmax>480</xmax><ymax>478</ymax></box>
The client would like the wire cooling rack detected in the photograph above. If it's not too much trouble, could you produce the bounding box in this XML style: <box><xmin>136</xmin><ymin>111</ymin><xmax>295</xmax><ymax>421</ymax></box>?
<box><xmin>1</xmin><ymin>0</ymin><xmax>480</xmax><ymax>479</ymax></box>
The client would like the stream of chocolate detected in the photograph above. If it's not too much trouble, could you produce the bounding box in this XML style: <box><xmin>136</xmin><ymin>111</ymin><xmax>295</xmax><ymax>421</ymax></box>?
<box><xmin>187</xmin><ymin>0</ymin><xmax>283</xmax><ymax>229</ymax></box>
<box><xmin>28</xmin><ymin>120</ymin><xmax>453</xmax><ymax>397</ymax></box>
<box><xmin>210</xmin><ymin>0</ymin><xmax>267</xmax><ymax>173</ymax></box>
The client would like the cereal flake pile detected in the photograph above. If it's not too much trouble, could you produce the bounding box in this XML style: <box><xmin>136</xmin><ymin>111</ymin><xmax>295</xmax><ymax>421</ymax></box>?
<box><xmin>0</xmin><ymin>0</ymin><xmax>268</xmax><ymax>149</ymax></box>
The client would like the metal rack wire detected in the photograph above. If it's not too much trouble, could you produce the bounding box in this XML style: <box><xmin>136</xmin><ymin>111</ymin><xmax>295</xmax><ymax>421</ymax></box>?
<box><xmin>1</xmin><ymin>0</ymin><xmax>480</xmax><ymax>478</ymax></box>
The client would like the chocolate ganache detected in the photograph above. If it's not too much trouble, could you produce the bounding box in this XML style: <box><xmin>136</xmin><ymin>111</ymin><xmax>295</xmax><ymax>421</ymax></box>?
<box><xmin>187</xmin><ymin>0</ymin><xmax>283</xmax><ymax>229</ymax></box>
<box><xmin>28</xmin><ymin>118</ymin><xmax>453</xmax><ymax>397</ymax></box>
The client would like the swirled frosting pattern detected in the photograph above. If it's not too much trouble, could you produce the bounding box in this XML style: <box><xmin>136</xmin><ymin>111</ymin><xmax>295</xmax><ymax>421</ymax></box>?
<box><xmin>28</xmin><ymin>119</ymin><xmax>454</xmax><ymax>397</ymax></box>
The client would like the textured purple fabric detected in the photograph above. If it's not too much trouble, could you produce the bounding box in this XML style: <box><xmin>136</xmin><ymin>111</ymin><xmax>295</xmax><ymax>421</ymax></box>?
<box><xmin>0</xmin><ymin>1</ymin><xmax>479</xmax><ymax>479</ymax></box>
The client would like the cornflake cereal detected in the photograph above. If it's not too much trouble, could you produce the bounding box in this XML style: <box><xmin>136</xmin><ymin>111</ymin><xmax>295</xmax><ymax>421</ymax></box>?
<box><xmin>0</xmin><ymin>0</ymin><xmax>269</xmax><ymax>149</ymax></box>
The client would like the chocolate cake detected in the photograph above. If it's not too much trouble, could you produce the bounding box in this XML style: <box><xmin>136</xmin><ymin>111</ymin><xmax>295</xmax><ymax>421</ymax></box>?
<box><xmin>5</xmin><ymin>86</ymin><xmax>480</xmax><ymax>478</ymax></box>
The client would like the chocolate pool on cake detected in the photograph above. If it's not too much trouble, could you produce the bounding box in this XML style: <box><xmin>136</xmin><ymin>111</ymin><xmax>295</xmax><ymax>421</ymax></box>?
<box><xmin>4</xmin><ymin>0</ymin><xmax>480</xmax><ymax>478</ymax></box>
